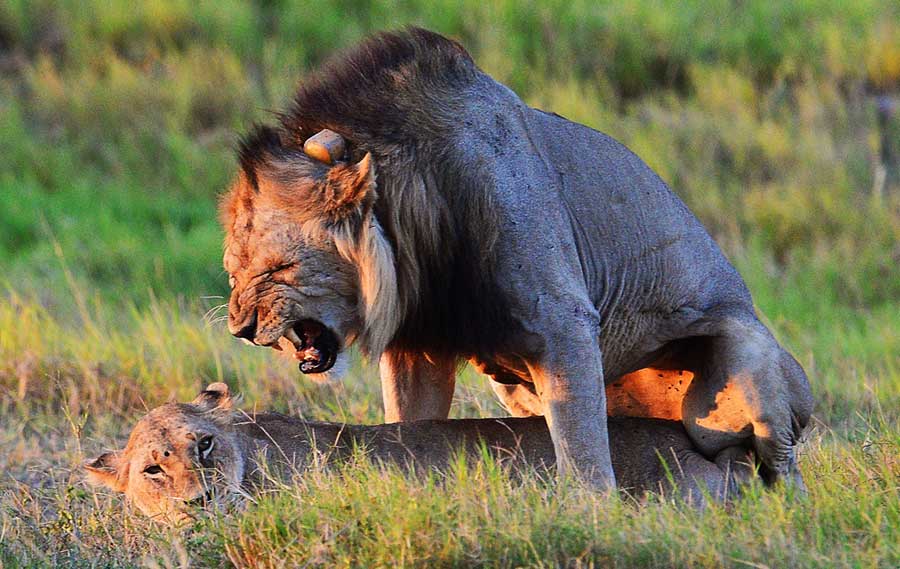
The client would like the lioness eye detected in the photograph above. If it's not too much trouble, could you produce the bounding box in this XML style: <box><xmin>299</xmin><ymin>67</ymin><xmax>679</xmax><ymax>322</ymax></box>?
<box><xmin>197</xmin><ymin>436</ymin><xmax>214</xmax><ymax>461</ymax></box>
<box><xmin>144</xmin><ymin>465</ymin><xmax>163</xmax><ymax>476</ymax></box>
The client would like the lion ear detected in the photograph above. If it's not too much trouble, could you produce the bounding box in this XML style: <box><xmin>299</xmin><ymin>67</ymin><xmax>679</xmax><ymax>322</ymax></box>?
<box><xmin>192</xmin><ymin>382</ymin><xmax>234</xmax><ymax>412</ymax></box>
<box><xmin>321</xmin><ymin>153</ymin><xmax>376</xmax><ymax>218</ymax></box>
<box><xmin>84</xmin><ymin>451</ymin><xmax>127</xmax><ymax>492</ymax></box>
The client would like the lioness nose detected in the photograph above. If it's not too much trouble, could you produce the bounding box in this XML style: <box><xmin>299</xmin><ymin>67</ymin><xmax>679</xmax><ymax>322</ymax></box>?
<box><xmin>231</xmin><ymin>311</ymin><xmax>258</xmax><ymax>342</ymax></box>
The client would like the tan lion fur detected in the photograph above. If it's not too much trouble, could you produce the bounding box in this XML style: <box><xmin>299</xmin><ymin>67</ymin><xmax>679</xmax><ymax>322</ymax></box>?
<box><xmin>84</xmin><ymin>384</ymin><xmax>244</xmax><ymax>523</ymax></box>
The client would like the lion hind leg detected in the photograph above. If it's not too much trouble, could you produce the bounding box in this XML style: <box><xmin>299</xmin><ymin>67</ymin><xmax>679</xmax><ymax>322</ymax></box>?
<box><xmin>681</xmin><ymin>316</ymin><xmax>813</xmax><ymax>487</ymax></box>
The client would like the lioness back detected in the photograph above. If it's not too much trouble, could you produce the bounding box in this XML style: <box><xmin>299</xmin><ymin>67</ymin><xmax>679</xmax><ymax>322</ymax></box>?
<box><xmin>238</xmin><ymin>413</ymin><xmax>749</xmax><ymax>501</ymax></box>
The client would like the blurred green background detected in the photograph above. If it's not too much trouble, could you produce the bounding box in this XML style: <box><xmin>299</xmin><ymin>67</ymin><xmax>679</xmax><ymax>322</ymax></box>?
<box><xmin>1</xmin><ymin>0</ymin><xmax>898</xmax><ymax>299</ymax></box>
<box><xmin>1</xmin><ymin>0</ymin><xmax>899</xmax><ymax>414</ymax></box>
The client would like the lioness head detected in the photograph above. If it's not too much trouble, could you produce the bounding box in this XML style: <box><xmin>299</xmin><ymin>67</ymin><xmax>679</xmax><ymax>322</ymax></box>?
<box><xmin>84</xmin><ymin>383</ymin><xmax>244</xmax><ymax>522</ymax></box>
<box><xmin>220</xmin><ymin>127</ymin><xmax>399</xmax><ymax>383</ymax></box>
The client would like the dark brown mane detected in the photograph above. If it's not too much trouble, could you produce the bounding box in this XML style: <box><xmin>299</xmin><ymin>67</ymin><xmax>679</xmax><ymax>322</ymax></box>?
<box><xmin>233</xmin><ymin>28</ymin><xmax>514</xmax><ymax>359</ymax></box>
<box><xmin>237</xmin><ymin>27</ymin><xmax>477</xmax><ymax>185</ymax></box>
<box><xmin>281</xmin><ymin>27</ymin><xmax>476</xmax><ymax>148</ymax></box>
<box><xmin>236</xmin><ymin>125</ymin><xmax>283</xmax><ymax>192</ymax></box>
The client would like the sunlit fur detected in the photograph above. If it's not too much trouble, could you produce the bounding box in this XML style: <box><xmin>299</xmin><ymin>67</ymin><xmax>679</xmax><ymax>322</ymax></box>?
<box><xmin>297</xmin><ymin>158</ymin><xmax>402</xmax><ymax>358</ymax></box>
<box><xmin>221</xmin><ymin>145</ymin><xmax>400</xmax><ymax>363</ymax></box>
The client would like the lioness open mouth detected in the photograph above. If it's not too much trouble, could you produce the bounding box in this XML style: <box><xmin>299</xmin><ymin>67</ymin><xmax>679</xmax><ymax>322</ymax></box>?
<box><xmin>281</xmin><ymin>320</ymin><xmax>339</xmax><ymax>374</ymax></box>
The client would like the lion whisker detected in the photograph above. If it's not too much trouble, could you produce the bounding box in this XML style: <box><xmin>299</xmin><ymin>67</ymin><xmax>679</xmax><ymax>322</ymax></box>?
<box><xmin>203</xmin><ymin>303</ymin><xmax>228</xmax><ymax>318</ymax></box>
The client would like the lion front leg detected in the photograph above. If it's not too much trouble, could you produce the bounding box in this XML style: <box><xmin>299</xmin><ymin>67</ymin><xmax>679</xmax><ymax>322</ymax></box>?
<box><xmin>379</xmin><ymin>350</ymin><xmax>457</xmax><ymax>422</ymax></box>
<box><xmin>527</xmin><ymin>323</ymin><xmax>616</xmax><ymax>490</ymax></box>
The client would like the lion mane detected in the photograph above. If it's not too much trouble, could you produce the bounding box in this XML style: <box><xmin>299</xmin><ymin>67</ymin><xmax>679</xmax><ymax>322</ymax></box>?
<box><xmin>221</xmin><ymin>28</ymin><xmax>513</xmax><ymax>359</ymax></box>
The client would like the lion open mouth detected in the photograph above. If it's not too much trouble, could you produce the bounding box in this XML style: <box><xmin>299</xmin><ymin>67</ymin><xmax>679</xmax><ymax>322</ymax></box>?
<box><xmin>280</xmin><ymin>320</ymin><xmax>339</xmax><ymax>374</ymax></box>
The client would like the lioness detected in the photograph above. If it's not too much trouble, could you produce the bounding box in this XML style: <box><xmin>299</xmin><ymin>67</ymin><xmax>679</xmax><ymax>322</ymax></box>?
<box><xmin>220</xmin><ymin>28</ymin><xmax>813</xmax><ymax>489</ymax></box>
<box><xmin>85</xmin><ymin>383</ymin><xmax>754</xmax><ymax>522</ymax></box>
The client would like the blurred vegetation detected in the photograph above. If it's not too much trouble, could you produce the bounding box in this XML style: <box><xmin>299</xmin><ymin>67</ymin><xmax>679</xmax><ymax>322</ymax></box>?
<box><xmin>1</xmin><ymin>0</ymin><xmax>899</xmax><ymax>308</ymax></box>
<box><xmin>0</xmin><ymin>2</ymin><xmax>899</xmax><ymax>566</ymax></box>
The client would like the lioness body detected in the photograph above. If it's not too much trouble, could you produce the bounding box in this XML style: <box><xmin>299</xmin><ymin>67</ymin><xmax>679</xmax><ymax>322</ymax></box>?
<box><xmin>86</xmin><ymin>384</ymin><xmax>752</xmax><ymax>522</ymax></box>
<box><xmin>221</xmin><ymin>28</ymin><xmax>813</xmax><ymax>489</ymax></box>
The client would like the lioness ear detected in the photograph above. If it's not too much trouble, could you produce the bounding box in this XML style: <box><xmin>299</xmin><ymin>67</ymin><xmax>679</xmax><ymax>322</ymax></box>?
<box><xmin>321</xmin><ymin>153</ymin><xmax>376</xmax><ymax>218</ymax></box>
<box><xmin>84</xmin><ymin>451</ymin><xmax>126</xmax><ymax>492</ymax></box>
<box><xmin>193</xmin><ymin>382</ymin><xmax>234</xmax><ymax>412</ymax></box>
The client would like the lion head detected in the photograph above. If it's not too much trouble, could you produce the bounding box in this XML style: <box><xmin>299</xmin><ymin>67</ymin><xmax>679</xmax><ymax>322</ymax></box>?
<box><xmin>220</xmin><ymin>127</ymin><xmax>400</xmax><ymax>383</ymax></box>
<box><xmin>220</xmin><ymin>29</ymin><xmax>512</xmax><ymax>379</ymax></box>
<box><xmin>84</xmin><ymin>383</ymin><xmax>244</xmax><ymax>523</ymax></box>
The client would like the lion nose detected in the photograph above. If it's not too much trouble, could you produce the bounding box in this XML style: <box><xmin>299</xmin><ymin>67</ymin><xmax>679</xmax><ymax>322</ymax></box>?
<box><xmin>230</xmin><ymin>311</ymin><xmax>258</xmax><ymax>342</ymax></box>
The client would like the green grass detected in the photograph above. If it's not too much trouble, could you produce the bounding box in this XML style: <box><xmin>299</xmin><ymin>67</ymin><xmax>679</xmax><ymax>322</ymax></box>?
<box><xmin>1</xmin><ymin>0</ymin><xmax>899</xmax><ymax>566</ymax></box>
<box><xmin>3</xmin><ymin>424</ymin><xmax>899</xmax><ymax>567</ymax></box>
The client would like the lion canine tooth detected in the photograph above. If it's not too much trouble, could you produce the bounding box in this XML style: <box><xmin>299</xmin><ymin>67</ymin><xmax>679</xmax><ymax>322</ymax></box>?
<box><xmin>283</xmin><ymin>328</ymin><xmax>302</xmax><ymax>348</ymax></box>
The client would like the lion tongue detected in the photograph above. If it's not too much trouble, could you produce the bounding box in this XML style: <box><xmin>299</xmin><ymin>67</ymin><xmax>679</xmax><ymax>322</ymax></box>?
<box><xmin>294</xmin><ymin>345</ymin><xmax>322</xmax><ymax>365</ymax></box>
<box><xmin>284</xmin><ymin>321</ymin><xmax>326</xmax><ymax>368</ymax></box>
<box><xmin>294</xmin><ymin>325</ymin><xmax>324</xmax><ymax>366</ymax></box>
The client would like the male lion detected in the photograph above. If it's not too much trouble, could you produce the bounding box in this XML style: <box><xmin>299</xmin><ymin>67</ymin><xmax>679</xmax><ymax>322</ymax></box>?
<box><xmin>220</xmin><ymin>28</ymin><xmax>813</xmax><ymax>489</ymax></box>
<box><xmin>85</xmin><ymin>383</ymin><xmax>754</xmax><ymax>522</ymax></box>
